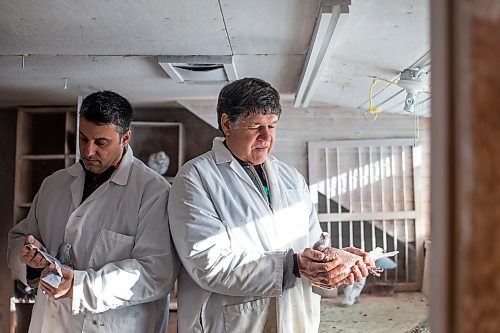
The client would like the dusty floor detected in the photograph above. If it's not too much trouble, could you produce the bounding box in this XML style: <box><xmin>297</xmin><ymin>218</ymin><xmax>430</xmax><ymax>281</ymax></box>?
<box><xmin>319</xmin><ymin>292</ymin><xmax>429</xmax><ymax>333</ymax></box>
<box><xmin>167</xmin><ymin>292</ymin><xmax>429</xmax><ymax>332</ymax></box>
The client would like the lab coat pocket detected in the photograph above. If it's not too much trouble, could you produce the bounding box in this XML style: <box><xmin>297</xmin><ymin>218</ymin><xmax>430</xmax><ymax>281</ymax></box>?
<box><xmin>222</xmin><ymin>298</ymin><xmax>270</xmax><ymax>333</ymax></box>
<box><xmin>89</xmin><ymin>229</ymin><xmax>135</xmax><ymax>269</ymax></box>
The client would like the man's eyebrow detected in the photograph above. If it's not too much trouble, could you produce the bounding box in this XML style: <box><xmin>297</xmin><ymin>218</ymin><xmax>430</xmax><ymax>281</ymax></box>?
<box><xmin>78</xmin><ymin>131</ymin><xmax>110</xmax><ymax>141</ymax></box>
<box><xmin>247</xmin><ymin>120</ymin><xmax>277</xmax><ymax>126</ymax></box>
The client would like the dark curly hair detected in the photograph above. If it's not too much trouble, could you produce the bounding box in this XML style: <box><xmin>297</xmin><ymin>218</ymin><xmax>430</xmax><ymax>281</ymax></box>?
<box><xmin>216</xmin><ymin>78</ymin><xmax>282</xmax><ymax>134</ymax></box>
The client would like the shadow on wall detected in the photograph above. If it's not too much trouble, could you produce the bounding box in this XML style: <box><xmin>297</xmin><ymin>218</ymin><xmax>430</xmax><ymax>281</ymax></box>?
<box><xmin>317</xmin><ymin>194</ymin><xmax>418</xmax><ymax>287</ymax></box>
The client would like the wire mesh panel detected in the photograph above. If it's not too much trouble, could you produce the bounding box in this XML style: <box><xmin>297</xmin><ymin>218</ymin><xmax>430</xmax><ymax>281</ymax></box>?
<box><xmin>308</xmin><ymin>139</ymin><xmax>422</xmax><ymax>291</ymax></box>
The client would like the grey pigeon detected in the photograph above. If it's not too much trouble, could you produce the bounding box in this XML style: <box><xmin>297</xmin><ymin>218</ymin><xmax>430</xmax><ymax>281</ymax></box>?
<box><xmin>41</xmin><ymin>242</ymin><xmax>74</xmax><ymax>289</ymax></box>
<box><xmin>56</xmin><ymin>241</ymin><xmax>74</xmax><ymax>268</ymax></box>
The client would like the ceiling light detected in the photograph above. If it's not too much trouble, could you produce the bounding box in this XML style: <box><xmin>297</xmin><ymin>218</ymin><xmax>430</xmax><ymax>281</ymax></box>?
<box><xmin>294</xmin><ymin>0</ymin><xmax>350</xmax><ymax>108</ymax></box>
<box><xmin>397</xmin><ymin>68</ymin><xmax>429</xmax><ymax>112</ymax></box>
<box><xmin>158</xmin><ymin>55</ymin><xmax>238</xmax><ymax>84</ymax></box>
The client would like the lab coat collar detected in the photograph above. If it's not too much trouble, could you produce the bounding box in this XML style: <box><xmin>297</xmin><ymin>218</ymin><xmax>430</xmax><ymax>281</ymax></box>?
<box><xmin>212</xmin><ymin>137</ymin><xmax>279</xmax><ymax>211</ymax></box>
<box><xmin>67</xmin><ymin>146</ymin><xmax>133</xmax><ymax>186</ymax></box>
<box><xmin>213</xmin><ymin>137</ymin><xmax>233</xmax><ymax>164</ymax></box>
<box><xmin>213</xmin><ymin>137</ymin><xmax>253</xmax><ymax>190</ymax></box>
<box><xmin>67</xmin><ymin>147</ymin><xmax>133</xmax><ymax>208</ymax></box>
<box><xmin>110</xmin><ymin>146</ymin><xmax>133</xmax><ymax>186</ymax></box>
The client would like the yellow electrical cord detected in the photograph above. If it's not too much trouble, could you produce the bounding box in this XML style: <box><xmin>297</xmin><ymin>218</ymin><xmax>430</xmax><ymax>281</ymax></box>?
<box><xmin>368</xmin><ymin>79</ymin><xmax>381</xmax><ymax>114</ymax></box>
<box><xmin>368</xmin><ymin>77</ymin><xmax>399</xmax><ymax>114</ymax></box>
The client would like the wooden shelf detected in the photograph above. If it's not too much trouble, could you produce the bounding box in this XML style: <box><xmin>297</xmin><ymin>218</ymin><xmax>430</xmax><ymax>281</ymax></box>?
<box><xmin>16</xmin><ymin>110</ymin><xmax>66</xmax><ymax>155</ymax></box>
<box><xmin>130</xmin><ymin>121</ymin><xmax>184</xmax><ymax>178</ymax></box>
<box><xmin>16</xmin><ymin>203</ymin><xmax>32</xmax><ymax>208</ymax></box>
<box><xmin>19</xmin><ymin>154</ymin><xmax>66</xmax><ymax>160</ymax></box>
<box><xmin>13</xmin><ymin>107</ymin><xmax>76</xmax><ymax>226</ymax></box>
<box><xmin>15</xmin><ymin>158</ymin><xmax>66</xmax><ymax>206</ymax></box>
<box><xmin>11</xmin><ymin>297</ymin><xmax>35</xmax><ymax>305</ymax></box>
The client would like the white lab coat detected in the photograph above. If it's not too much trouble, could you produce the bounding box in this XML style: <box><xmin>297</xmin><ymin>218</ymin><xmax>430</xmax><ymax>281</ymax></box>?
<box><xmin>8</xmin><ymin>147</ymin><xmax>180</xmax><ymax>333</ymax></box>
<box><xmin>168</xmin><ymin>137</ymin><xmax>322</xmax><ymax>333</ymax></box>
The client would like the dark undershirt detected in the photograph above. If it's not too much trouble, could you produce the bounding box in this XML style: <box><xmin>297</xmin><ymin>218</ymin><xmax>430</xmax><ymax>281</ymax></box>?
<box><xmin>80</xmin><ymin>160</ymin><xmax>116</xmax><ymax>203</ymax></box>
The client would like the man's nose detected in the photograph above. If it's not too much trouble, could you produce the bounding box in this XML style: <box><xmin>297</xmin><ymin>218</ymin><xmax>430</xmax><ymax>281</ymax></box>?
<box><xmin>259</xmin><ymin>127</ymin><xmax>272</xmax><ymax>140</ymax></box>
<box><xmin>81</xmin><ymin>142</ymin><xmax>96</xmax><ymax>157</ymax></box>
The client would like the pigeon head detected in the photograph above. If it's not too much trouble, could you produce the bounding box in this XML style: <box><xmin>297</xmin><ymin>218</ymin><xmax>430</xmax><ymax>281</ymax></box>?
<box><xmin>313</xmin><ymin>232</ymin><xmax>331</xmax><ymax>251</ymax></box>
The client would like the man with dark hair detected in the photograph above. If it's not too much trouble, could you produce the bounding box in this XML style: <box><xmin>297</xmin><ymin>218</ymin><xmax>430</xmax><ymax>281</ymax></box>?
<box><xmin>168</xmin><ymin>78</ymin><xmax>372</xmax><ymax>332</ymax></box>
<box><xmin>79</xmin><ymin>90</ymin><xmax>133</xmax><ymax>136</ymax></box>
<box><xmin>8</xmin><ymin>91</ymin><xmax>179</xmax><ymax>333</ymax></box>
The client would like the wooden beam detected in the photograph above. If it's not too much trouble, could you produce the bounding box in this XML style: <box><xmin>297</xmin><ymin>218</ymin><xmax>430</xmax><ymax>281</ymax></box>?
<box><xmin>431</xmin><ymin>0</ymin><xmax>500</xmax><ymax>332</ymax></box>
<box><xmin>0</xmin><ymin>110</ymin><xmax>17</xmax><ymax>333</ymax></box>
<box><xmin>318</xmin><ymin>211</ymin><xmax>416</xmax><ymax>222</ymax></box>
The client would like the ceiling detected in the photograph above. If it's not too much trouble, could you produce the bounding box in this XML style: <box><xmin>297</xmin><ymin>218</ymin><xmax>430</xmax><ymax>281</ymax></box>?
<box><xmin>0</xmin><ymin>0</ymin><xmax>430</xmax><ymax>117</ymax></box>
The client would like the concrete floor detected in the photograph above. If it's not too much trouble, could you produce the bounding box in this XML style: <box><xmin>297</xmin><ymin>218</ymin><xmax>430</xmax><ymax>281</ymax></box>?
<box><xmin>167</xmin><ymin>292</ymin><xmax>429</xmax><ymax>332</ymax></box>
<box><xmin>319</xmin><ymin>292</ymin><xmax>429</xmax><ymax>333</ymax></box>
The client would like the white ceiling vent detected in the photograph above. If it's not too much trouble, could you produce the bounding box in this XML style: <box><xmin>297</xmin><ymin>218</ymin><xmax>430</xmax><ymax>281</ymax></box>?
<box><xmin>158</xmin><ymin>55</ymin><xmax>238</xmax><ymax>84</ymax></box>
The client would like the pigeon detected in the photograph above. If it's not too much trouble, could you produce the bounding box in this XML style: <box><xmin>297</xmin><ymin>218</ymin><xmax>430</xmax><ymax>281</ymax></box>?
<box><xmin>56</xmin><ymin>241</ymin><xmax>74</xmax><ymax>268</ymax></box>
<box><xmin>313</xmin><ymin>232</ymin><xmax>398</xmax><ymax>277</ymax></box>
<box><xmin>40</xmin><ymin>241</ymin><xmax>74</xmax><ymax>288</ymax></box>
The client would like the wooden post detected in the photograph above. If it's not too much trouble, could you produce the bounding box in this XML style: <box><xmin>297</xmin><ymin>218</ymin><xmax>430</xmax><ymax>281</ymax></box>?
<box><xmin>0</xmin><ymin>110</ymin><xmax>18</xmax><ymax>333</ymax></box>
<box><xmin>431</xmin><ymin>1</ymin><xmax>500</xmax><ymax>332</ymax></box>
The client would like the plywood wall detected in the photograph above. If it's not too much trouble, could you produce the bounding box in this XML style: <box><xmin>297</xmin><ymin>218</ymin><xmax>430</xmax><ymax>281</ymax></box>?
<box><xmin>272</xmin><ymin>107</ymin><xmax>431</xmax><ymax>242</ymax></box>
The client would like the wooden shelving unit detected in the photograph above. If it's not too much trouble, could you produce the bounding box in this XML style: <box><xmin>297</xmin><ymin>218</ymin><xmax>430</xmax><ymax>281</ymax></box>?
<box><xmin>13</xmin><ymin>107</ymin><xmax>77</xmax><ymax>226</ymax></box>
<box><xmin>129</xmin><ymin>121</ymin><xmax>184</xmax><ymax>182</ymax></box>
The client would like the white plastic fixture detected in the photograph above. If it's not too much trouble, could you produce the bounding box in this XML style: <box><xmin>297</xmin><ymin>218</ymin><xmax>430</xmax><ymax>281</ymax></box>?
<box><xmin>158</xmin><ymin>55</ymin><xmax>238</xmax><ymax>84</ymax></box>
<box><xmin>397</xmin><ymin>68</ymin><xmax>429</xmax><ymax>112</ymax></box>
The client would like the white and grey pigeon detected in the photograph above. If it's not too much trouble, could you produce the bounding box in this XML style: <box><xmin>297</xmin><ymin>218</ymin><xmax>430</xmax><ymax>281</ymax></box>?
<box><xmin>313</xmin><ymin>232</ymin><xmax>398</xmax><ymax>277</ymax></box>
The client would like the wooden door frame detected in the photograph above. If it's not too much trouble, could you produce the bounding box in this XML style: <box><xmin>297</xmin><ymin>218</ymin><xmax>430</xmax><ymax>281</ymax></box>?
<box><xmin>431</xmin><ymin>0</ymin><xmax>500</xmax><ymax>332</ymax></box>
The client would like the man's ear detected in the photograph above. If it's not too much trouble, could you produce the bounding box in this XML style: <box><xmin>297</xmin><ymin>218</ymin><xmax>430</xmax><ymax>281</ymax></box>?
<box><xmin>220</xmin><ymin>113</ymin><xmax>232</xmax><ymax>137</ymax></box>
<box><xmin>121</xmin><ymin>129</ymin><xmax>131</xmax><ymax>147</ymax></box>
